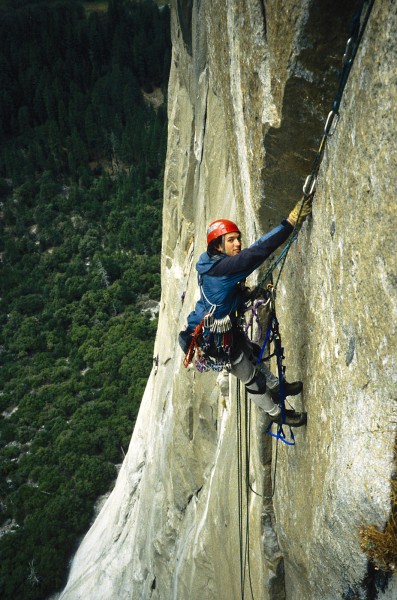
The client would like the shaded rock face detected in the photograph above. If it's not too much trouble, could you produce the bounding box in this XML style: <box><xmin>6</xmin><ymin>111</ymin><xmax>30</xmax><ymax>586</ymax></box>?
<box><xmin>59</xmin><ymin>1</ymin><xmax>397</xmax><ymax>599</ymax></box>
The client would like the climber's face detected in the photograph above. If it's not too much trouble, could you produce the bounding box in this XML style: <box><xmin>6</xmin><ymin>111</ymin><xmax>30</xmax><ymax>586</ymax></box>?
<box><xmin>219</xmin><ymin>232</ymin><xmax>241</xmax><ymax>256</ymax></box>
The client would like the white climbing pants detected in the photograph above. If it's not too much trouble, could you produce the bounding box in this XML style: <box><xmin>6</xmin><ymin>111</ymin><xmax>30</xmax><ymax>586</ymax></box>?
<box><xmin>230</xmin><ymin>351</ymin><xmax>280</xmax><ymax>416</ymax></box>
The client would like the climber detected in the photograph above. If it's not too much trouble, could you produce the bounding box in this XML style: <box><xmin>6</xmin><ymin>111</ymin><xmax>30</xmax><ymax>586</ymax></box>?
<box><xmin>178</xmin><ymin>197</ymin><xmax>313</xmax><ymax>427</ymax></box>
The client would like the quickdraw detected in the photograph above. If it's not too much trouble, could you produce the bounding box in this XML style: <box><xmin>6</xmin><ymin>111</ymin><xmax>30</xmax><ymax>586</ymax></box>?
<box><xmin>243</xmin><ymin>296</ymin><xmax>271</xmax><ymax>342</ymax></box>
<box><xmin>183</xmin><ymin>316</ymin><xmax>233</xmax><ymax>371</ymax></box>
<box><xmin>183</xmin><ymin>320</ymin><xmax>204</xmax><ymax>368</ymax></box>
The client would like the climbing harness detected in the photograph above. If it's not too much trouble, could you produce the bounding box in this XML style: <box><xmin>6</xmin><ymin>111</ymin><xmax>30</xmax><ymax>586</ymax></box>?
<box><xmin>183</xmin><ymin>273</ymin><xmax>239</xmax><ymax>371</ymax></box>
<box><xmin>183</xmin><ymin>314</ymin><xmax>234</xmax><ymax>372</ymax></box>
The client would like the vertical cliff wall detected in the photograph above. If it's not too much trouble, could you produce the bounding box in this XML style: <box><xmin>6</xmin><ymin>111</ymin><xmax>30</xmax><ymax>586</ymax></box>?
<box><xmin>59</xmin><ymin>1</ymin><xmax>397</xmax><ymax>599</ymax></box>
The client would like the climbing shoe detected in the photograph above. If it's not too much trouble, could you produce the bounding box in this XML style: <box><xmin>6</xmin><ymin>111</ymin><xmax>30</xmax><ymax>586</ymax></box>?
<box><xmin>269</xmin><ymin>409</ymin><xmax>307</xmax><ymax>428</ymax></box>
<box><xmin>269</xmin><ymin>380</ymin><xmax>303</xmax><ymax>402</ymax></box>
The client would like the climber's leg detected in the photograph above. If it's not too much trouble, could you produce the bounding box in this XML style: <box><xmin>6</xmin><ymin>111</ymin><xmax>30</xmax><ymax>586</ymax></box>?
<box><xmin>230</xmin><ymin>351</ymin><xmax>278</xmax><ymax>414</ymax></box>
<box><xmin>241</xmin><ymin>338</ymin><xmax>304</xmax><ymax>399</ymax></box>
<box><xmin>230</xmin><ymin>351</ymin><xmax>307</xmax><ymax>427</ymax></box>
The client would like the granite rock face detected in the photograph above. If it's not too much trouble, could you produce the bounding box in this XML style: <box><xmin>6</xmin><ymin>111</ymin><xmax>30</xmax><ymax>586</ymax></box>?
<box><xmin>59</xmin><ymin>1</ymin><xmax>397</xmax><ymax>599</ymax></box>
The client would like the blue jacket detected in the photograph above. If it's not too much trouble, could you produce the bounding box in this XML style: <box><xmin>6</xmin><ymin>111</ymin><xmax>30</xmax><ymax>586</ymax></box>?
<box><xmin>186</xmin><ymin>220</ymin><xmax>293</xmax><ymax>332</ymax></box>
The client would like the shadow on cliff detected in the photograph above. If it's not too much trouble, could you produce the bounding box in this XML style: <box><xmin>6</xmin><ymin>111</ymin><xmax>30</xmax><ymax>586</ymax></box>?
<box><xmin>260</xmin><ymin>0</ymin><xmax>358</xmax><ymax>225</ymax></box>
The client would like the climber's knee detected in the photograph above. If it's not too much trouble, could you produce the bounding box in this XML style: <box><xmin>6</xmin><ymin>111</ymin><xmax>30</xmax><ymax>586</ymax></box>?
<box><xmin>245</xmin><ymin>370</ymin><xmax>275</xmax><ymax>412</ymax></box>
<box><xmin>245</xmin><ymin>369</ymin><xmax>267</xmax><ymax>395</ymax></box>
<box><xmin>230</xmin><ymin>352</ymin><xmax>255</xmax><ymax>384</ymax></box>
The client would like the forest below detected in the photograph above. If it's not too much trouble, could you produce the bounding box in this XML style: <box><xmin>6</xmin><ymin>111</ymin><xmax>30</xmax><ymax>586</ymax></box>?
<box><xmin>0</xmin><ymin>1</ymin><xmax>171</xmax><ymax>598</ymax></box>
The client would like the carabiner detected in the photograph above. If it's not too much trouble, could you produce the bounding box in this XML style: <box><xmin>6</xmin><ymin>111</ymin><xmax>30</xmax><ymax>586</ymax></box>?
<box><xmin>266</xmin><ymin>283</ymin><xmax>276</xmax><ymax>303</ymax></box>
<box><xmin>343</xmin><ymin>37</ymin><xmax>354</xmax><ymax>65</ymax></box>
<box><xmin>324</xmin><ymin>110</ymin><xmax>339</xmax><ymax>137</ymax></box>
<box><xmin>303</xmin><ymin>174</ymin><xmax>316</xmax><ymax>197</ymax></box>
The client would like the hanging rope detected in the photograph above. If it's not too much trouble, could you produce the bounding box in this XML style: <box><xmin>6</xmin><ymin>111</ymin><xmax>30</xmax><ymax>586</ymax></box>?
<box><xmin>253</xmin><ymin>0</ymin><xmax>375</xmax><ymax>296</ymax></box>
<box><xmin>243</xmin><ymin>388</ymin><xmax>259</xmax><ymax>599</ymax></box>
<box><xmin>236</xmin><ymin>380</ymin><xmax>259</xmax><ymax>600</ymax></box>
<box><xmin>236</xmin><ymin>379</ymin><xmax>245</xmax><ymax>599</ymax></box>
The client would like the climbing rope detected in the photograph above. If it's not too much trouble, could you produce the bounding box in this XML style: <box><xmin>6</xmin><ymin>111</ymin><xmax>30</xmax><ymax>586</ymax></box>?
<box><xmin>236</xmin><ymin>379</ymin><xmax>245</xmax><ymax>598</ymax></box>
<box><xmin>234</xmin><ymin>6</ymin><xmax>376</xmax><ymax>589</ymax></box>
<box><xmin>236</xmin><ymin>380</ymin><xmax>258</xmax><ymax>600</ymax></box>
<box><xmin>254</xmin><ymin>0</ymin><xmax>375</xmax><ymax>295</ymax></box>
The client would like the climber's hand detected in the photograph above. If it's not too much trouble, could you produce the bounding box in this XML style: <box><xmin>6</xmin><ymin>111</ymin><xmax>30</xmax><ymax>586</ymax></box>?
<box><xmin>239</xmin><ymin>283</ymin><xmax>254</xmax><ymax>302</ymax></box>
<box><xmin>287</xmin><ymin>195</ymin><xmax>313</xmax><ymax>226</ymax></box>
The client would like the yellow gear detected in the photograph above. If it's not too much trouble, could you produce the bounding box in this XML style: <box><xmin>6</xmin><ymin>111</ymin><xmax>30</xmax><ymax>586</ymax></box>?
<box><xmin>288</xmin><ymin>195</ymin><xmax>313</xmax><ymax>225</ymax></box>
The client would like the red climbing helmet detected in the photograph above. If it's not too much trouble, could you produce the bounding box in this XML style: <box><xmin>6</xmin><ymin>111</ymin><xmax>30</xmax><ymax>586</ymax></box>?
<box><xmin>206</xmin><ymin>219</ymin><xmax>241</xmax><ymax>245</ymax></box>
